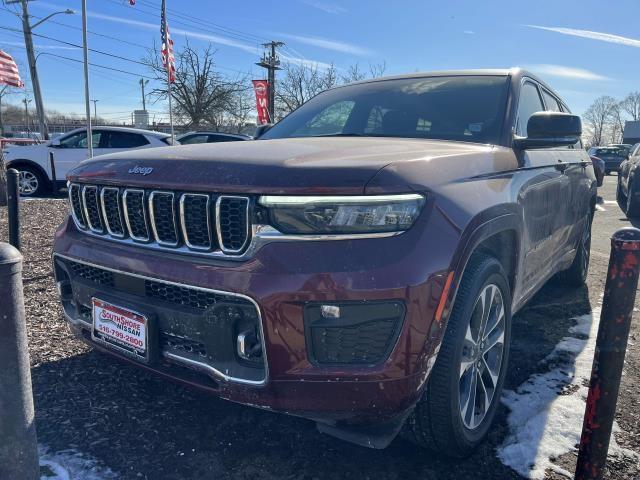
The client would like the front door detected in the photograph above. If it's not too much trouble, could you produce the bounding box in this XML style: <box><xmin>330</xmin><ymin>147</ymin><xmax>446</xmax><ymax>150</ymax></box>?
<box><xmin>51</xmin><ymin>130</ymin><xmax>107</xmax><ymax>179</ymax></box>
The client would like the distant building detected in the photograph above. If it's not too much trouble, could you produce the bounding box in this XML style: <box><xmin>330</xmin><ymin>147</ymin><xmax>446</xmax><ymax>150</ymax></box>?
<box><xmin>133</xmin><ymin>110</ymin><xmax>149</xmax><ymax>129</ymax></box>
<box><xmin>623</xmin><ymin>121</ymin><xmax>640</xmax><ymax>144</ymax></box>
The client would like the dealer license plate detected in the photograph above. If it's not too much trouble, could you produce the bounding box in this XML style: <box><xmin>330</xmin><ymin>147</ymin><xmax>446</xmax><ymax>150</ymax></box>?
<box><xmin>92</xmin><ymin>298</ymin><xmax>148</xmax><ymax>360</ymax></box>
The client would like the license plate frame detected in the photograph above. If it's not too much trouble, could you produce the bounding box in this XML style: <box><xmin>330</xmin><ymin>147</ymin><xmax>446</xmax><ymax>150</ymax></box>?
<box><xmin>91</xmin><ymin>298</ymin><xmax>149</xmax><ymax>363</ymax></box>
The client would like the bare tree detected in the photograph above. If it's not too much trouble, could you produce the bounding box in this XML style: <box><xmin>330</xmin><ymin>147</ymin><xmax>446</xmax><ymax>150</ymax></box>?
<box><xmin>276</xmin><ymin>61</ymin><xmax>386</xmax><ymax>118</ymax></box>
<box><xmin>143</xmin><ymin>41</ymin><xmax>248</xmax><ymax>128</ymax></box>
<box><xmin>275</xmin><ymin>62</ymin><xmax>338</xmax><ymax>117</ymax></box>
<box><xmin>620</xmin><ymin>92</ymin><xmax>640</xmax><ymax>121</ymax></box>
<box><xmin>583</xmin><ymin>95</ymin><xmax>617</xmax><ymax>146</ymax></box>
<box><xmin>608</xmin><ymin>102</ymin><xmax>625</xmax><ymax>144</ymax></box>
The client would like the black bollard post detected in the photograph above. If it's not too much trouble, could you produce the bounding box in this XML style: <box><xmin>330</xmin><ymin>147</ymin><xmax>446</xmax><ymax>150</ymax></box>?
<box><xmin>575</xmin><ymin>227</ymin><xmax>640</xmax><ymax>480</ymax></box>
<box><xmin>0</xmin><ymin>243</ymin><xmax>39</xmax><ymax>480</ymax></box>
<box><xmin>7</xmin><ymin>168</ymin><xmax>21</xmax><ymax>250</ymax></box>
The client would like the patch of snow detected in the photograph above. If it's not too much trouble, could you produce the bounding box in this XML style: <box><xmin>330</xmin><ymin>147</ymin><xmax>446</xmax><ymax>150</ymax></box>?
<box><xmin>497</xmin><ymin>303</ymin><xmax>639</xmax><ymax>478</ymax></box>
<box><xmin>595</xmin><ymin>204</ymin><xmax>606</xmax><ymax>212</ymax></box>
<box><xmin>39</xmin><ymin>446</ymin><xmax>116</xmax><ymax>480</ymax></box>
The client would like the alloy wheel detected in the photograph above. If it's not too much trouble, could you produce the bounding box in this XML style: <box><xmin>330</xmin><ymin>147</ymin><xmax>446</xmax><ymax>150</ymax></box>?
<box><xmin>458</xmin><ymin>283</ymin><xmax>505</xmax><ymax>430</ymax></box>
<box><xmin>18</xmin><ymin>170</ymin><xmax>39</xmax><ymax>195</ymax></box>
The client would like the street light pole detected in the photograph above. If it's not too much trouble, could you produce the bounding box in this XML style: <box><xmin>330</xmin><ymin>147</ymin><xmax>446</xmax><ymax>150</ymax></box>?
<box><xmin>22</xmin><ymin>96</ymin><xmax>31</xmax><ymax>132</ymax></box>
<box><xmin>81</xmin><ymin>0</ymin><xmax>93</xmax><ymax>158</ymax></box>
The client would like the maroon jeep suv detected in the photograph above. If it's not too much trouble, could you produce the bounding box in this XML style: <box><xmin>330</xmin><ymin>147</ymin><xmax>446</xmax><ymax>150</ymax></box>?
<box><xmin>53</xmin><ymin>69</ymin><xmax>596</xmax><ymax>456</ymax></box>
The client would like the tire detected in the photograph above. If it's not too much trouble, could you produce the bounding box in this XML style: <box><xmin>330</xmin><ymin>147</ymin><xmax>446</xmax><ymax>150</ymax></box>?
<box><xmin>14</xmin><ymin>165</ymin><xmax>47</xmax><ymax>197</ymax></box>
<box><xmin>558</xmin><ymin>213</ymin><xmax>592</xmax><ymax>286</ymax></box>
<box><xmin>408</xmin><ymin>255</ymin><xmax>511</xmax><ymax>457</ymax></box>
<box><xmin>627</xmin><ymin>183</ymin><xmax>640</xmax><ymax>218</ymax></box>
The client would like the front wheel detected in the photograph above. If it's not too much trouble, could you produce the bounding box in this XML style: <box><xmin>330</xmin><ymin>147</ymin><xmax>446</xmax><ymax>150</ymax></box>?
<box><xmin>15</xmin><ymin>165</ymin><xmax>47</xmax><ymax>197</ymax></box>
<box><xmin>408</xmin><ymin>255</ymin><xmax>511</xmax><ymax>457</ymax></box>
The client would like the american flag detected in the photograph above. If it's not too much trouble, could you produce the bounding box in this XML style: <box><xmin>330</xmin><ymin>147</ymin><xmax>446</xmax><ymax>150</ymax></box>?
<box><xmin>160</xmin><ymin>0</ymin><xmax>175</xmax><ymax>83</ymax></box>
<box><xmin>0</xmin><ymin>50</ymin><xmax>24</xmax><ymax>88</ymax></box>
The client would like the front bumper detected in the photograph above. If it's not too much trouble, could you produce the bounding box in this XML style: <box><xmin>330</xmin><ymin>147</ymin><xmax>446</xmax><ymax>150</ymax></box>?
<box><xmin>52</xmin><ymin>205</ymin><xmax>458</xmax><ymax>426</ymax></box>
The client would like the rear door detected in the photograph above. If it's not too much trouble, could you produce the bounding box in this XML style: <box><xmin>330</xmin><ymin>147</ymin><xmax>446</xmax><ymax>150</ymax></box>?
<box><xmin>541</xmin><ymin>89</ymin><xmax>590</xmax><ymax>262</ymax></box>
<box><xmin>516</xmin><ymin>81</ymin><xmax>571</xmax><ymax>290</ymax></box>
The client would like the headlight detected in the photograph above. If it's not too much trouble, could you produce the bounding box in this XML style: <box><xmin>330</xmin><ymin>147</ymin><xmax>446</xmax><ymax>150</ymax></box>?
<box><xmin>258</xmin><ymin>194</ymin><xmax>425</xmax><ymax>235</ymax></box>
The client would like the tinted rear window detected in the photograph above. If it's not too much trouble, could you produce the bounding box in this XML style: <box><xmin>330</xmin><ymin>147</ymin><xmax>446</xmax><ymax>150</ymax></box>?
<box><xmin>262</xmin><ymin>75</ymin><xmax>509</xmax><ymax>144</ymax></box>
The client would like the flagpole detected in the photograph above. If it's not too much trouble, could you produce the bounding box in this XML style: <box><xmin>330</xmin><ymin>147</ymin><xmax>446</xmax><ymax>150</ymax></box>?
<box><xmin>162</xmin><ymin>0</ymin><xmax>175</xmax><ymax>144</ymax></box>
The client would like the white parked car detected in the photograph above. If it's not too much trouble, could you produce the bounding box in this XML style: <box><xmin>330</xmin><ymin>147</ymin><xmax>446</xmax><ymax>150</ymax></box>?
<box><xmin>3</xmin><ymin>126</ymin><xmax>172</xmax><ymax>196</ymax></box>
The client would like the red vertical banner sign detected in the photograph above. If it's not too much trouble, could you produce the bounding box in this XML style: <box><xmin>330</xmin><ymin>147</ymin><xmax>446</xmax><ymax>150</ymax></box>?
<box><xmin>252</xmin><ymin>80</ymin><xmax>270</xmax><ymax>125</ymax></box>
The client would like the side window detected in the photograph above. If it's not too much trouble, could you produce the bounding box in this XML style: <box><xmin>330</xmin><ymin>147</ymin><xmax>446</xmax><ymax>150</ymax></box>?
<box><xmin>180</xmin><ymin>134</ymin><xmax>209</xmax><ymax>145</ymax></box>
<box><xmin>542</xmin><ymin>90</ymin><xmax>561</xmax><ymax>112</ymax></box>
<box><xmin>105</xmin><ymin>132</ymin><xmax>150</xmax><ymax>148</ymax></box>
<box><xmin>60</xmin><ymin>131</ymin><xmax>102</xmax><ymax>148</ymax></box>
<box><xmin>516</xmin><ymin>81</ymin><xmax>544</xmax><ymax>136</ymax></box>
<box><xmin>209</xmin><ymin>135</ymin><xmax>244</xmax><ymax>142</ymax></box>
<box><xmin>292</xmin><ymin>100</ymin><xmax>355</xmax><ymax>136</ymax></box>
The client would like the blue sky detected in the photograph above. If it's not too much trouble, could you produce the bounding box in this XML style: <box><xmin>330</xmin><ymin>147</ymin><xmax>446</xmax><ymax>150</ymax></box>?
<box><xmin>0</xmin><ymin>0</ymin><xmax>639</xmax><ymax>124</ymax></box>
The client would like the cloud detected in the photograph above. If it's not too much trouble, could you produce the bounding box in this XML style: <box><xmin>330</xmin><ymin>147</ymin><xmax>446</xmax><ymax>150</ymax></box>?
<box><xmin>0</xmin><ymin>40</ymin><xmax>77</xmax><ymax>51</ymax></box>
<box><xmin>87</xmin><ymin>11</ymin><xmax>259</xmax><ymax>54</ymax></box>
<box><xmin>463</xmin><ymin>30</ymin><xmax>475</xmax><ymax>35</ymax></box>
<box><xmin>279</xmin><ymin>53</ymin><xmax>334</xmax><ymax>72</ymax></box>
<box><xmin>525</xmin><ymin>25</ymin><xmax>640</xmax><ymax>49</ymax></box>
<box><xmin>525</xmin><ymin>64</ymin><xmax>610</xmax><ymax>81</ymax></box>
<box><xmin>299</xmin><ymin>0</ymin><xmax>346</xmax><ymax>14</ymax></box>
<box><xmin>280</xmin><ymin>33</ymin><xmax>371</xmax><ymax>56</ymax></box>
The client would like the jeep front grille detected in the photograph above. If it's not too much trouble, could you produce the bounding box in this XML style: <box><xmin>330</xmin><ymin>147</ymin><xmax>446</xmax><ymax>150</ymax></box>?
<box><xmin>69</xmin><ymin>183</ymin><xmax>251</xmax><ymax>256</ymax></box>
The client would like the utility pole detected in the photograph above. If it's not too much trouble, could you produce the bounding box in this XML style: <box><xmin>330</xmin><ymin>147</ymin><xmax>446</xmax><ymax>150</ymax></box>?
<box><xmin>140</xmin><ymin>78</ymin><xmax>149</xmax><ymax>110</ymax></box>
<box><xmin>22</xmin><ymin>96</ymin><xmax>31</xmax><ymax>132</ymax></box>
<box><xmin>256</xmin><ymin>41</ymin><xmax>284</xmax><ymax>122</ymax></box>
<box><xmin>91</xmin><ymin>99</ymin><xmax>99</xmax><ymax>123</ymax></box>
<box><xmin>19</xmin><ymin>0</ymin><xmax>46</xmax><ymax>140</ymax></box>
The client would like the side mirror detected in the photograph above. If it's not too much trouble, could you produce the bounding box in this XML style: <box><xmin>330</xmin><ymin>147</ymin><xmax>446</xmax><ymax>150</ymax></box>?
<box><xmin>513</xmin><ymin>112</ymin><xmax>581</xmax><ymax>149</ymax></box>
<box><xmin>254</xmin><ymin>123</ymin><xmax>273</xmax><ymax>139</ymax></box>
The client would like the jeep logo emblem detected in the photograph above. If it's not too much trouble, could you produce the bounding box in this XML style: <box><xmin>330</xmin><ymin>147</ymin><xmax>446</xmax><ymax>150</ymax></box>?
<box><xmin>128</xmin><ymin>166</ymin><xmax>154</xmax><ymax>175</ymax></box>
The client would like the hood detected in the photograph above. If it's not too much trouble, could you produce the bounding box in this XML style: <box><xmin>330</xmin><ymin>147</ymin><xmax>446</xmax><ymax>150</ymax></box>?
<box><xmin>68</xmin><ymin>137</ymin><xmax>490</xmax><ymax>195</ymax></box>
<box><xmin>3</xmin><ymin>143</ymin><xmax>48</xmax><ymax>158</ymax></box>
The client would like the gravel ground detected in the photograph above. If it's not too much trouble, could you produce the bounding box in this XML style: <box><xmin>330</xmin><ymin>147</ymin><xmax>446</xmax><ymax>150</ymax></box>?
<box><xmin>1</xmin><ymin>177</ymin><xmax>639</xmax><ymax>479</ymax></box>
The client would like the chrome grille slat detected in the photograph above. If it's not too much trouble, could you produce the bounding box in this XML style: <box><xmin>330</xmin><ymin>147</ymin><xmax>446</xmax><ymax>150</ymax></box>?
<box><xmin>100</xmin><ymin>187</ymin><xmax>125</xmax><ymax>238</ymax></box>
<box><xmin>123</xmin><ymin>189</ymin><xmax>150</xmax><ymax>242</ymax></box>
<box><xmin>180</xmin><ymin>193</ymin><xmax>212</xmax><ymax>250</ymax></box>
<box><xmin>82</xmin><ymin>185</ymin><xmax>103</xmax><ymax>233</ymax></box>
<box><xmin>69</xmin><ymin>184</ymin><xmax>86</xmax><ymax>229</ymax></box>
<box><xmin>149</xmin><ymin>191</ymin><xmax>178</xmax><ymax>246</ymax></box>
<box><xmin>68</xmin><ymin>183</ymin><xmax>250</xmax><ymax>256</ymax></box>
<box><xmin>216</xmin><ymin>196</ymin><xmax>250</xmax><ymax>253</ymax></box>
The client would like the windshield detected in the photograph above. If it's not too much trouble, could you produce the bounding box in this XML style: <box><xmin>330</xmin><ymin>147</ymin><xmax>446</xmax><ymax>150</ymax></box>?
<box><xmin>262</xmin><ymin>75</ymin><xmax>509</xmax><ymax>144</ymax></box>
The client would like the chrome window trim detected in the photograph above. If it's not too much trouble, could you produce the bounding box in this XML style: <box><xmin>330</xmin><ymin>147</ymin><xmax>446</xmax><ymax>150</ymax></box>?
<box><xmin>68</xmin><ymin>184</ymin><xmax>87</xmax><ymax>229</ymax></box>
<box><xmin>179</xmin><ymin>193</ymin><xmax>212</xmax><ymax>251</ymax></box>
<box><xmin>148</xmin><ymin>191</ymin><xmax>179</xmax><ymax>247</ymax></box>
<box><xmin>215</xmin><ymin>195</ymin><xmax>250</xmax><ymax>254</ymax></box>
<box><xmin>54</xmin><ymin>253</ymin><xmax>268</xmax><ymax>387</ymax></box>
<box><xmin>100</xmin><ymin>187</ymin><xmax>125</xmax><ymax>238</ymax></box>
<box><xmin>81</xmin><ymin>185</ymin><xmax>104</xmax><ymax>233</ymax></box>
<box><xmin>122</xmin><ymin>188</ymin><xmax>150</xmax><ymax>242</ymax></box>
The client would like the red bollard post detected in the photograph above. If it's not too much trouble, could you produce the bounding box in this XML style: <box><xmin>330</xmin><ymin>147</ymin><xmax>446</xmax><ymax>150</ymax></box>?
<box><xmin>575</xmin><ymin>227</ymin><xmax>640</xmax><ymax>480</ymax></box>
